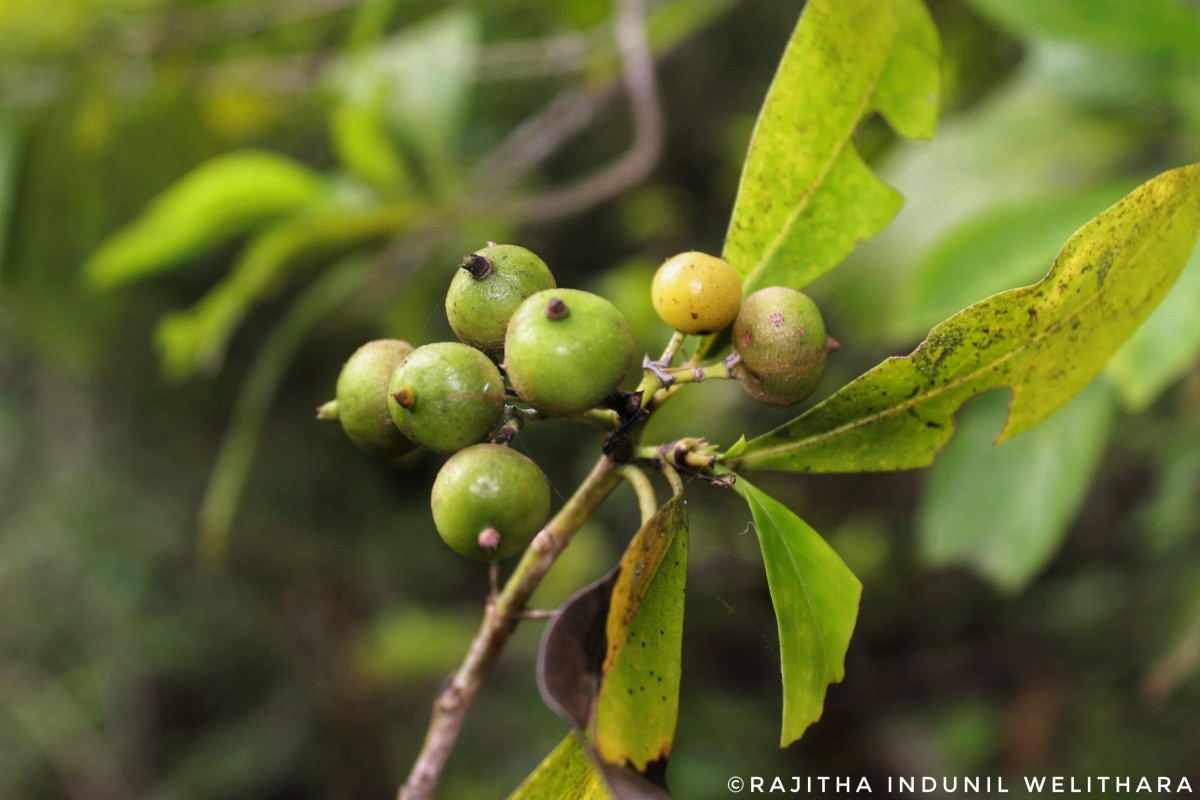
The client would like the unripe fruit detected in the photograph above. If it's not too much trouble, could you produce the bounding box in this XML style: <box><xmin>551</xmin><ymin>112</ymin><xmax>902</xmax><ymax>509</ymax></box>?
<box><xmin>732</xmin><ymin>287</ymin><xmax>828</xmax><ymax>406</ymax></box>
<box><xmin>446</xmin><ymin>244</ymin><xmax>556</xmax><ymax>354</ymax></box>
<box><xmin>651</xmin><ymin>251</ymin><xmax>742</xmax><ymax>334</ymax></box>
<box><xmin>431</xmin><ymin>443</ymin><xmax>551</xmax><ymax>560</ymax></box>
<box><xmin>335</xmin><ymin>339</ymin><xmax>416</xmax><ymax>458</ymax></box>
<box><xmin>387</xmin><ymin>342</ymin><xmax>505</xmax><ymax>453</ymax></box>
<box><xmin>504</xmin><ymin>289</ymin><xmax>635</xmax><ymax>416</ymax></box>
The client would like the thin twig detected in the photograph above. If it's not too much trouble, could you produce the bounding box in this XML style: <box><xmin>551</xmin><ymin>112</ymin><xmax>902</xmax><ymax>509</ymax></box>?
<box><xmin>506</xmin><ymin>0</ymin><xmax>663</xmax><ymax>223</ymax></box>
<box><xmin>398</xmin><ymin>457</ymin><xmax>622</xmax><ymax>800</ymax></box>
<box><xmin>473</xmin><ymin>85</ymin><xmax>618</xmax><ymax>194</ymax></box>
<box><xmin>475</xmin><ymin>29</ymin><xmax>605</xmax><ymax>80</ymax></box>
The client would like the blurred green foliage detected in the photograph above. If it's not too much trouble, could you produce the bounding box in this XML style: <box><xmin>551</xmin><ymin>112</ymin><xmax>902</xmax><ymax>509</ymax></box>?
<box><xmin>2</xmin><ymin>0</ymin><xmax>1200</xmax><ymax>798</ymax></box>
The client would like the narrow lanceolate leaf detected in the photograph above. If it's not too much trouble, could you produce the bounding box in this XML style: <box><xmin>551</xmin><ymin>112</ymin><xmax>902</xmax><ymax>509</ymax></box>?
<box><xmin>724</xmin><ymin>0</ymin><xmax>938</xmax><ymax>295</ymax></box>
<box><xmin>507</xmin><ymin>735</ymin><xmax>612</xmax><ymax>800</ymax></box>
<box><xmin>154</xmin><ymin>202</ymin><xmax>415</xmax><ymax>380</ymax></box>
<box><xmin>84</xmin><ymin>151</ymin><xmax>327</xmax><ymax>288</ymax></box>
<box><xmin>537</xmin><ymin>497</ymin><xmax>687</xmax><ymax>799</ymax></box>
<box><xmin>727</xmin><ymin>164</ymin><xmax>1200</xmax><ymax>474</ymax></box>
<box><xmin>734</xmin><ymin>480</ymin><xmax>861</xmax><ymax>747</ymax></box>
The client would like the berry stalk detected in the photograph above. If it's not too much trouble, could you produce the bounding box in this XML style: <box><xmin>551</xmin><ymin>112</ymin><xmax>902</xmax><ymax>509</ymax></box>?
<box><xmin>398</xmin><ymin>455</ymin><xmax>622</xmax><ymax>800</ymax></box>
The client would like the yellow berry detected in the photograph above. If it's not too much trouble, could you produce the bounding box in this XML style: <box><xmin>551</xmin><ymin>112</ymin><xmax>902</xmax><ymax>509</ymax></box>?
<box><xmin>650</xmin><ymin>251</ymin><xmax>742</xmax><ymax>335</ymax></box>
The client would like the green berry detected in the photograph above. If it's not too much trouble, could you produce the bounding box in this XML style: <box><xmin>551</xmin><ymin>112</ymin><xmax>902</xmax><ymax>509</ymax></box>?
<box><xmin>651</xmin><ymin>251</ymin><xmax>742</xmax><ymax>334</ymax></box>
<box><xmin>446</xmin><ymin>244</ymin><xmax>556</xmax><ymax>354</ymax></box>
<box><xmin>732</xmin><ymin>287</ymin><xmax>829</xmax><ymax>406</ymax></box>
<box><xmin>335</xmin><ymin>339</ymin><xmax>416</xmax><ymax>458</ymax></box>
<box><xmin>504</xmin><ymin>289</ymin><xmax>635</xmax><ymax>416</ymax></box>
<box><xmin>431</xmin><ymin>443</ymin><xmax>551</xmax><ymax>560</ymax></box>
<box><xmin>387</xmin><ymin>342</ymin><xmax>506</xmax><ymax>453</ymax></box>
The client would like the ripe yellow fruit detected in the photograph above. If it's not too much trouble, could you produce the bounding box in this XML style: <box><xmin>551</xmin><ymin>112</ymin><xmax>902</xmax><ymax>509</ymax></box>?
<box><xmin>650</xmin><ymin>251</ymin><xmax>742</xmax><ymax>335</ymax></box>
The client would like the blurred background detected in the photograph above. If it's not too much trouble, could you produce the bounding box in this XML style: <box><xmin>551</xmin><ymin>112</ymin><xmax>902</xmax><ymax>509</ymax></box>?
<box><xmin>2</xmin><ymin>0</ymin><xmax>1200</xmax><ymax>797</ymax></box>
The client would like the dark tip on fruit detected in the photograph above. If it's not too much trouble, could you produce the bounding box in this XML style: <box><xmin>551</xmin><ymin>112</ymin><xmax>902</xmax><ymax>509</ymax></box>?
<box><xmin>478</xmin><ymin>527</ymin><xmax>502</xmax><ymax>554</ymax></box>
<box><xmin>391</xmin><ymin>385</ymin><xmax>417</xmax><ymax>408</ymax></box>
<box><xmin>826</xmin><ymin>336</ymin><xmax>842</xmax><ymax>353</ymax></box>
<box><xmin>459</xmin><ymin>253</ymin><xmax>494</xmax><ymax>280</ymax></box>
<box><xmin>545</xmin><ymin>297</ymin><xmax>569</xmax><ymax>320</ymax></box>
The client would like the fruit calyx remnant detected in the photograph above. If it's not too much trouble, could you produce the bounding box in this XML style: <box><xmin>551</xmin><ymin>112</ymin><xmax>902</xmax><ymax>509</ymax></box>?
<box><xmin>459</xmin><ymin>253</ymin><xmax>494</xmax><ymax>280</ymax></box>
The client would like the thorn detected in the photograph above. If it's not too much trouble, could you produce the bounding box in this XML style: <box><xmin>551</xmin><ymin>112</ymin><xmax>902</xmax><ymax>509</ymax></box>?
<box><xmin>545</xmin><ymin>297</ymin><xmax>569</xmax><ymax>320</ymax></box>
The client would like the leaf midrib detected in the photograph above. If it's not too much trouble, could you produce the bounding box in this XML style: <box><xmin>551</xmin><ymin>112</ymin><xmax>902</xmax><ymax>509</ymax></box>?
<box><xmin>736</xmin><ymin>29</ymin><xmax>897</xmax><ymax>293</ymax></box>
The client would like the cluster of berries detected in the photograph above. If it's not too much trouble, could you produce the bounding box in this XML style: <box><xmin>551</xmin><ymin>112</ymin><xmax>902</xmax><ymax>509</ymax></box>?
<box><xmin>328</xmin><ymin>244</ymin><xmax>830</xmax><ymax>562</ymax></box>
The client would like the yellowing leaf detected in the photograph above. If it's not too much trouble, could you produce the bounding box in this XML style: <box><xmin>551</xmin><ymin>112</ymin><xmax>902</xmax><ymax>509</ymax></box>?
<box><xmin>507</xmin><ymin>735</ymin><xmax>612</xmax><ymax>800</ymax></box>
<box><xmin>723</xmin><ymin>0</ymin><xmax>938</xmax><ymax>296</ymax></box>
<box><xmin>728</xmin><ymin>164</ymin><xmax>1200</xmax><ymax>474</ymax></box>
<box><xmin>593</xmin><ymin>496</ymin><xmax>687</xmax><ymax>771</ymax></box>
<box><xmin>536</xmin><ymin>497</ymin><xmax>687</xmax><ymax>798</ymax></box>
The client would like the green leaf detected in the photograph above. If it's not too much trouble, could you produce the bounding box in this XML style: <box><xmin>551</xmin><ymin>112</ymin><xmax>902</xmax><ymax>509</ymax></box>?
<box><xmin>727</xmin><ymin>164</ymin><xmax>1200</xmax><ymax>474</ymax></box>
<box><xmin>334</xmin><ymin>9</ymin><xmax>479</xmax><ymax>191</ymax></box>
<box><xmin>592</xmin><ymin>496</ymin><xmax>688</xmax><ymax>771</ymax></box>
<box><xmin>722</xmin><ymin>0</ymin><xmax>939</xmax><ymax>295</ymax></box>
<box><xmin>964</xmin><ymin>0</ymin><xmax>1200</xmax><ymax>57</ymax></box>
<box><xmin>84</xmin><ymin>151</ymin><xmax>327</xmax><ymax>288</ymax></box>
<box><xmin>329</xmin><ymin>101</ymin><xmax>413</xmax><ymax>195</ymax></box>
<box><xmin>899</xmin><ymin>184</ymin><xmax>1131</xmax><ymax>338</ymax></box>
<box><xmin>720</xmin><ymin>436</ymin><xmax>747</xmax><ymax>461</ymax></box>
<box><xmin>1105</xmin><ymin>244</ymin><xmax>1200</xmax><ymax>412</ymax></box>
<box><xmin>917</xmin><ymin>383</ymin><xmax>1115</xmax><ymax>593</ymax></box>
<box><xmin>507</xmin><ymin>735</ymin><xmax>611</xmax><ymax>800</ymax></box>
<box><xmin>733</xmin><ymin>479</ymin><xmax>861</xmax><ymax>746</ymax></box>
<box><xmin>155</xmin><ymin>202</ymin><xmax>415</xmax><ymax>380</ymax></box>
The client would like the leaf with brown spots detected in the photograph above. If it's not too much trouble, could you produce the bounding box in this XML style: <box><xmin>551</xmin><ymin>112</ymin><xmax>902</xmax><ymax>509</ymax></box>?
<box><xmin>535</xmin><ymin>497</ymin><xmax>687</xmax><ymax>798</ymax></box>
<box><xmin>726</xmin><ymin>164</ymin><xmax>1200</xmax><ymax>473</ymax></box>
<box><xmin>506</xmin><ymin>735</ymin><xmax>612</xmax><ymax>800</ymax></box>
<box><xmin>723</xmin><ymin>0</ymin><xmax>939</xmax><ymax>296</ymax></box>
